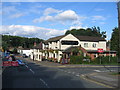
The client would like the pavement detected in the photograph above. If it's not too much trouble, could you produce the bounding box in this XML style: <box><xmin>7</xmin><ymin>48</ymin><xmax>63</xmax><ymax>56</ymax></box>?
<box><xmin>24</xmin><ymin>58</ymin><xmax>120</xmax><ymax>89</ymax></box>
<box><xmin>81</xmin><ymin>72</ymin><xmax>119</xmax><ymax>88</ymax></box>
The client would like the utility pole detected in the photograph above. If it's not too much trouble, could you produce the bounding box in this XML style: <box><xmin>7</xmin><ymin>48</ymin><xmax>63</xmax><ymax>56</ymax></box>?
<box><xmin>117</xmin><ymin>1</ymin><xmax>120</xmax><ymax>75</ymax></box>
<box><xmin>118</xmin><ymin>1</ymin><xmax>120</xmax><ymax>60</ymax></box>
<box><xmin>109</xmin><ymin>40</ymin><xmax>111</xmax><ymax>63</ymax></box>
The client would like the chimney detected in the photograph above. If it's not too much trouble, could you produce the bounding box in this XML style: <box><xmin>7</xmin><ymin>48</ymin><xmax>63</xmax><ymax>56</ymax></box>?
<box><xmin>39</xmin><ymin>42</ymin><xmax>43</xmax><ymax>49</ymax></box>
<box><xmin>34</xmin><ymin>42</ymin><xmax>36</xmax><ymax>46</ymax></box>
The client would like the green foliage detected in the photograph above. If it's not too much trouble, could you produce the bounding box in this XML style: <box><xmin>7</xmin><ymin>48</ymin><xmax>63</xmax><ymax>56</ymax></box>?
<box><xmin>55</xmin><ymin>50</ymin><xmax>59</xmax><ymax>53</ymax></box>
<box><xmin>2</xmin><ymin>41</ymin><xmax>9</xmax><ymax>50</ymax></box>
<box><xmin>41</xmin><ymin>50</ymin><xmax>45</xmax><ymax>53</ymax></box>
<box><xmin>71</xmin><ymin>48</ymin><xmax>79</xmax><ymax>53</ymax></box>
<box><xmin>13</xmin><ymin>48</ymin><xmax>18</xmax><ymax>54</ymax></box>
<box><xmin>65</xmin><ymin>26</ymin><xmax>106</xmax><ymax>38</ymax></box>
<box><xmin>91</xmin><ymin>56</ymin><xmax>118</xmax><ymax>64</ymax></box>
<box><xmin>70</xmin><ymin>55</ymin><xmax>118</xmax><ymax>65</ymax></box>
<box><xmin>2</xmin><ymin>35</ymin><xmax>44</xmax><ymax>50</ymax></box>
<box><xmin>47</xmin><ymin>57</ymin><xmax>53</xmax><ymax>61</ymax></box>
<box><xmin>70</xmin><ymin>55</ymin><xmax>84</xmax><ymax>64</ymax></box>
<box><xmin>49</xmin><ymin>49</ymin><xmax>54</xmax><ymax>53</ymax></box>
<box><xmin>110</xmin><ymin>27</ymin><xmax>119</xmax><ymax>56</ymax></box>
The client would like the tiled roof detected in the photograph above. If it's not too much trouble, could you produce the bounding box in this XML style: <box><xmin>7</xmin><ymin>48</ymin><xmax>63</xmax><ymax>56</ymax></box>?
<box><xmin>44</xmin><ymin>35</ymin><xmax>66</xmax><ymax>43</ymax></box>
<box><xmin>44</xmin><ymin>34</ymin><xmax>106</xmax><ymax>43</ymax></box>
<box><xmin>74</xmin><ymin>35</ymin><xmax>106</xmax><ymax>42</ymax></box>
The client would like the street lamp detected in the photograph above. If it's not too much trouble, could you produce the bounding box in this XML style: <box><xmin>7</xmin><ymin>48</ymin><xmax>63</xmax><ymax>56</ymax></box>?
<box><xmin>109</xmin><ymin>40</ymin><xmax>111</xmax><ymax>63</ymax></box>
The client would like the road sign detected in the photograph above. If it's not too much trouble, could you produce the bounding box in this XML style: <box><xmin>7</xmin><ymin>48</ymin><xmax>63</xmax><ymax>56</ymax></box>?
<box><xmin>3</xmin><ymin>61</ymin><xmax>19</xmax><ymax>66</ymax></box>
<box><xmin>3</xmin><ymin>61</ymin><xmax>12</xmax><ymax>66</ymax></box>
<box><xmin>97</xmin><ymin>48</ymin><xmax>104</xmax><ymax>53</ymax></box>
<box><xmin>11</xmin><ymin>61</ymin><xmax>19</xmax><ymax>66</ymax></box>
<box><xmin>17</xmin><ymin>60</ymin><xmax>25</xmax><ymax>65</ymax></box>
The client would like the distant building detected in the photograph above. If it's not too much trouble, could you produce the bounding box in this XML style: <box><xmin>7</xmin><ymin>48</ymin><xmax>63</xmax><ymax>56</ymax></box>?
<box><xmin>30</xmin><ymin>34</ymin><xmax>116</xmax><ymax>63</ymax></box>
<box><xmin>17</xmin><ymin>47</ymin><xmax>32</xmax><ymax>57</ymax></box>
<box><xmin>29</xmin><ymin>42</ymin><xmax>43</xmax><ymax>61</ymax></box>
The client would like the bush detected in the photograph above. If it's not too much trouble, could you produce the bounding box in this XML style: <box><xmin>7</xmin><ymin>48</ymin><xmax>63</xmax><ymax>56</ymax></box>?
<box><xmin>70</xmin><ymin>56</ymin><xmax>84</xmax><ymax>64</ymax></box>
<box><xmin>83</xmin><ymin>55</ymin><xmax>91</xmax><ymax>64</ymax></box>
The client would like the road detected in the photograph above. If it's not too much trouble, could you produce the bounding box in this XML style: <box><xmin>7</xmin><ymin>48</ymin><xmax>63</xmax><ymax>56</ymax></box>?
<box><xmin>2</xmin><ymin>57</ymin><xmax>118</xmax><ymax>88</ymax></box>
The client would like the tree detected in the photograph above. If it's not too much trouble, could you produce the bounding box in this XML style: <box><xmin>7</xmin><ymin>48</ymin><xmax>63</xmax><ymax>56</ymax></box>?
<box><xmin>2</xmin><ymin>35</ymin><xmax>44</xmax><ymax>51</ymax></box>
<box><xmin>13</xmin><ymin>48</ymin><xmax>18</xmax><ymax>54</ymax></box>
<box><xmin>65</xmin><ymin>26</ymin><xmax>106</xmax><ymax>39</ymax></box>
<box><xmin>110</xmin><ymin>27</ymin><xmax>119</xmax><ymax>55</ymax></box>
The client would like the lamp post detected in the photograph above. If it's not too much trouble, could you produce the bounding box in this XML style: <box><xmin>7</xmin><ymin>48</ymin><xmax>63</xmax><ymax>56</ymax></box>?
<box><xmin>117</xmin><ymin>1</ymin><xmax>120</xmax><ymax>75</ymax></box>
<box><xmin>109</xmin><ymin>40</ymin><xmax>111</xmax><ymax>63</ymax></box>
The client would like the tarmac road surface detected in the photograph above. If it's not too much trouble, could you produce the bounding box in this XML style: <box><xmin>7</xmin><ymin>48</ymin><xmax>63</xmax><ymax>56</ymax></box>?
<box><xmin>2</xmin><ymin>59</ymin><xmax>109</xmax><ymax>88</ymax></box>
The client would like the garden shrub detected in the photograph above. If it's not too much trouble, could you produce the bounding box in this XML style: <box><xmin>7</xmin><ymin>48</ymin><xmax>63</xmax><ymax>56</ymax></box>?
<box><xmin>70</xmin><ymin>55</ymin><xmax>84</xmax><ymax>64</ymax></box>
<box><xmin>91</xmin><ymin>56</ymin><xmax>118</xmax><ymax>64</ymax></box>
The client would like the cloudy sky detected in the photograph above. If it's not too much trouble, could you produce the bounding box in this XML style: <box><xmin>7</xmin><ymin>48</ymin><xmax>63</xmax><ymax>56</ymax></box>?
<box><xmin>0</xmin><ymin>2</ymin><xmax>118</xmax><ymax>40</ymax></box>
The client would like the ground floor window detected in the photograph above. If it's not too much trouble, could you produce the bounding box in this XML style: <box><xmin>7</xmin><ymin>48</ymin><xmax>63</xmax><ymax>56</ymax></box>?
<box><xmin>53</xmin><ymin>53</ymin><xmax>55</xmax><ymax>58</ymax></box>
<box><xmin>39</xmin><ymin>55</ymin><xmax>41</xmax><ymax>59</ymax></box>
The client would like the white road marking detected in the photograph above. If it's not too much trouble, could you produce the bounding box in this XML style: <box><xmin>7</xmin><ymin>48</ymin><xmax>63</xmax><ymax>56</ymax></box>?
<box><xmin>94</xmin><ymin>70</ymin><xmax>101</xmax><ymax>72</ymax></box>
<box><xmin>24</xmin><ymin>64</ymin><xmax>35</xmax><ymax>74</ymax></box>
<box><xmin>72</xmin><ymin>72</ymin><xmax>75</xmax><ymax>74</ymax></box>
<box><xmin>104</xmin><ymin>70</ymin><xmax>116</xmax><ymax>72</ymax></box>
<box><xmin>25</xmin><ymin>65</ymin><xmax>29</xmax><ymax>68</ymax></box>
<box><xmin>67</xmin><ymin>71</ymin><xmax>71</xmax><ymax>73</ymax></box>
<box><xmin>64</xmin><ymin>70</ymin><xmax>67</xmax><ymax>72</ymax></box>
<box><xmin>81</xmin><ymin>74</ymin><xmax>85</xmax><ymax>77</ymax></box>
<box><xmin>39</xmin><ymin>78</ymin><xmax>50</xmax><ymax>88</ymax></box>
<box><xmin>29</xmin><ymin>69</ymin><xmax>35</xmax><ymax>74</ymax></box>
<box><xmin>76</xmin><ymin>74</ymin><xmax>80</xmax><ymax>77</ymax></box>
<box><xmin>24</xmin><ymin>63</ymin><xmax>49</xmax><ymax>88</ymax></box>
<box><xmin>94</xmin><ymin>69</ymin><xmax>116</xmax><ymax>72</ymax></box>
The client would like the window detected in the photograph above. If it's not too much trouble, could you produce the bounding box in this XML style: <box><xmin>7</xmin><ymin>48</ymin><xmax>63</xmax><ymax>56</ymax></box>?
<box><xmin>93</xmin><ymin>43</ymin><xmax>96</xmax><ymax>48</ymax></box>
<box><xmin>61</xmin><ymin>41</ymin><xmax>78</xmax><ymax>45</ymax></box>
<box><xmin>53</xmin><ymin>53</ymin><xmax>55</xmax><ymax>58</ymax></box>
<box><xmin>84</xmin><ymin>43</ymin><xmax>88</xmax><ymax>47</ymax></box>
<box><xmin>48</xmin><ymin>53</ymin><xmax>49</xmax><ymax>57</ymax></box>
<box><xmin>36</xmin><ymin>54</ymin><xmax>38</xmax><ymax>58</ymax></box>
<box><xmin>94</xmin><ymin>54</ymin><xmax>96</xmax><ymax>58</ymax></box>
<box><xmin>39</xmin><ymin>55</ymin><xmax>41</xmax><ymax>59</ymax></box>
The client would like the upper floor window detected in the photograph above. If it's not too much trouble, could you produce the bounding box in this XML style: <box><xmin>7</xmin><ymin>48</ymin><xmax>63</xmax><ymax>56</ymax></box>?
<box><xmin>61</xmin><ymin>41</ymin><xmax>78</xmax><ymax>45</ymax></box>
<box><xmin>84</xmin><ymin>43</ymin><xmax>88</xmax><ymax>47</ymax></box>
<box><xmin>92</xmin><ymin>43</ymin><xmax>97</xmax><ymax>48</ymax></box>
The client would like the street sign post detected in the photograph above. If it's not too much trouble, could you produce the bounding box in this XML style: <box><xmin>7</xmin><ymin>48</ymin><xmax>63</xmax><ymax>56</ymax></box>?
<box><xmin>97</xmin><ymin>49</ymin><xmax>104</xmax><ymax>64</ymax></box>
<box><xmin>97</xmin><ymin>49</ymin><xmax>104</xmax><ymax>53</ymax></box>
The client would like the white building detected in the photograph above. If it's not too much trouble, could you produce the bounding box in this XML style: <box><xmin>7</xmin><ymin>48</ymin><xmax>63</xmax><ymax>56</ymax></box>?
<box><xmin>17</xmin><ymin>48</ymin><xmax>33</xmax><ymax>57</ymax></box>
<box><xmin>30</xmin><ymin>34</ymin><xmax>116</xmax><ymax>63</ymax></box>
